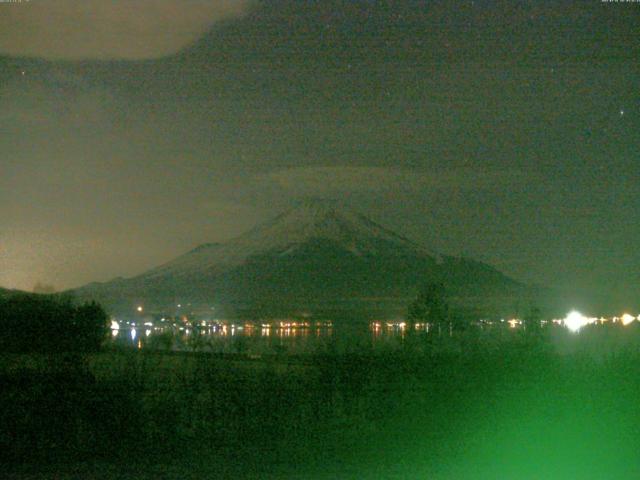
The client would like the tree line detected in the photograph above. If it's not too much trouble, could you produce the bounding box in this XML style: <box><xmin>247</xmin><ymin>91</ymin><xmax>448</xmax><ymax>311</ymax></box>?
<box><xmin>0</xmin><ymin>293</ymin><xmax>108</xmax><ymax>353</ymax></box>
<box><xmin>407</xmin><ymin>282</ymin><xmax>542</xmax><ymax>335</ymax></box>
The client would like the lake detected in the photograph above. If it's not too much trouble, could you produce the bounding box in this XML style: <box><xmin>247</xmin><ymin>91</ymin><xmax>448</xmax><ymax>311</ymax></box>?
<box><xmin>109</xmin><ymin>319</ymin><xmax>423</xmax><ymax>354</ymax></box>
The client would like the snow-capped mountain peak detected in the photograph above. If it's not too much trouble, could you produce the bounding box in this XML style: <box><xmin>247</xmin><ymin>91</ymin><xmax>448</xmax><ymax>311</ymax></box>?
<box><xmin>140</xmin><ymin>201</ymin><xmax>436</xmax><ymax>279</ymax></box>
<box><xmin>74</xmin><ymin>201</ymin><xmax>522</xmax><ymax>314</ymax></box>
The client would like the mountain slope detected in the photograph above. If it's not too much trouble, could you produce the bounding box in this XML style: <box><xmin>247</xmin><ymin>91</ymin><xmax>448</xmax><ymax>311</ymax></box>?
<box><xmin>75</xmin><ymin>201</ymin><xmax>523</xmax><ymax>316</ymax></box>
<box><xmin>140</xmin><ymin>201</ymin><xmax>436</xmax><ymax>279</ymax></box>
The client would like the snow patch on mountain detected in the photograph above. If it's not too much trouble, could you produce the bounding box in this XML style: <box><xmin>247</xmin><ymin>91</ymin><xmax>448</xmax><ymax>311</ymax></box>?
<box><xmin>138</xmin><ymin>201</ymin><xmax>438</xmax><ymax>280</ymax></box>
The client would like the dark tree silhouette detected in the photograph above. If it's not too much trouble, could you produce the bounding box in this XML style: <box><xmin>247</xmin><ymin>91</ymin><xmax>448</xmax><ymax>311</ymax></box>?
<box><xmin>523</xmin><ymin>306</ymin><xmax>542</xmax><ymax>334</ymax></box>
<box><xmin>407</xmin><ymin>282</ymin><xmax>450</xmax><ymax>335</ymax></box>
<box><xmin>71</xmin><ymin>301</ymin><xmax>109</xmax><ymax>352</ymax></box>
<box><xmin>0</xmin><ymin>294</ymin><xmax>109</xmax><ymax>353</ymax></box>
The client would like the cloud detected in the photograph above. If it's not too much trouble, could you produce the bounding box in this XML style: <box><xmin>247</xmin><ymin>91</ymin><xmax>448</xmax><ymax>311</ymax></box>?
<box><xmin>0</xmin><ymin>0</ymin><xmax>250</xmax><ymax>60</ymax></box>
<box><xmin>252</xmin><ymin>166</ymin><xmax>531</xmax><ymax>199</ymax></box>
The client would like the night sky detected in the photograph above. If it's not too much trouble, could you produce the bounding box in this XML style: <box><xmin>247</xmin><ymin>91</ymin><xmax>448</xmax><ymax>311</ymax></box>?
<box><xmin>1</xmin><ymin>1</ymin><xmax>638</xmax><ymax>306</ymax></box>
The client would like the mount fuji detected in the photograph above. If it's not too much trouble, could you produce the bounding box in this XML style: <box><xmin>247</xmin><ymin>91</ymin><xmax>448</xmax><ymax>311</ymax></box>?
<box><xmin>74</xmin><ymin>201</ymin><xmax>523</xmax><ymax>317</ymax></box>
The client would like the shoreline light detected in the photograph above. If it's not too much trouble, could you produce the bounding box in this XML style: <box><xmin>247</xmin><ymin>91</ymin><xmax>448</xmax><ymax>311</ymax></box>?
<box><xmin>621</xmin><ymin>313</ymin><xmax>635</xmax><ymax>326</ymax></box>
<box><xmin>564</xmin><ymin>311</ymin><xmax>588</xmax><ymax>333</ymax></box>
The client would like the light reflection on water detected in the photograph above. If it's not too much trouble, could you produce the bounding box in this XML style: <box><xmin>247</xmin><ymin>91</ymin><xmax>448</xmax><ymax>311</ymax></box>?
<box><xmin>110</xmin><ymin>320</ymin><xmax>413</xmax><ymax>354</ymax></box>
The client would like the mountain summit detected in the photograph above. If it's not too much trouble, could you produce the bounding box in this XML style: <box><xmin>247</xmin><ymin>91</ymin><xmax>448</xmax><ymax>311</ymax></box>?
<box><xmin>75</xmin><ymin>202</ymin><xmax>522</xmax><ymax>317</ymax></box>
<box><xmin>142</xmin><ymin>200</ymin><xmax>437</xmax><ymax>280</ymax></box>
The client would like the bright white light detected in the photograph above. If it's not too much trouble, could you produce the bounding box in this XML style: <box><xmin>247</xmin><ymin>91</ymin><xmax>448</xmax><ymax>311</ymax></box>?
<box><xmin>621</xmin><ymin>313</ymin><xmax>635</xmax><ymax>326</ymax></box>
<box><xmin>564</xmin><ymin>311</ymin><xmax>588</xmax><ymax>333</ymax></box>
<box><xmin>130</xmin><ymin>328</ymin><xmax>137</xmax><ymax>341</ymax></box>
<box><xmin>136</xmin><ymin>306</ymin><xmax>143</xmax><ymax>312</ymax></box>
<box><xmin>110</xmin><ymin>320</ymin><xmax>120</xmax><ymax>331</ymax></box>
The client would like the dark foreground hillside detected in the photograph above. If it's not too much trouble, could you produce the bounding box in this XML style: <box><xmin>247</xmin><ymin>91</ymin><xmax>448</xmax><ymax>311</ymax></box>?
<box><xmin>3</xmin><ymin>328</ymin><xmax>640</xmax><ymax>479</ymax></box>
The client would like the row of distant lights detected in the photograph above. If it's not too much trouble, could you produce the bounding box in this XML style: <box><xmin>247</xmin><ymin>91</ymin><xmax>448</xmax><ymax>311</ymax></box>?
<box><xmin>505</xmin><ymin>312</ymin><xmax>639</xmax><ymax>332</ymax></box>
<box><xmin>561</xmin><ymin>311</ymin><xmax>639</xmax><ymax>333</ymax></box>
<box><xmin>126</xmin><ymin>307</ymin><xmax>638</xmax><ymax>336</ymax></box>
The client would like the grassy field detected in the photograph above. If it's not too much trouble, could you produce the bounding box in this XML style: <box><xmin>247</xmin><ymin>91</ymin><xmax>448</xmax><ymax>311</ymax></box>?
<box><xmin>3</xmin><ymin>325</ymin><xmax>640</xmax><ymax>479</ymax></box>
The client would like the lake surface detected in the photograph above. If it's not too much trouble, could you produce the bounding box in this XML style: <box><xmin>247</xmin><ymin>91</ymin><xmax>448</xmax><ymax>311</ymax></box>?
<box><xmin>109</xmin><ymin>314</ymin><xmax>638</xmax><ymax>355</ymax></box>
<box><xmin>109</xmin><ymin>320</ymin><xmax>419</xmax><ymax>354</ymax></box>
